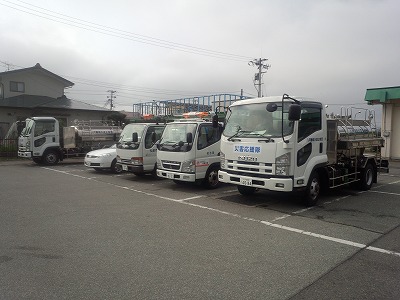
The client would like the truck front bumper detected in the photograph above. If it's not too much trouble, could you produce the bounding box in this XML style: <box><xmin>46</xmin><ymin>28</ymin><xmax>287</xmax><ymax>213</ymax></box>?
<box><xmin>218</xmin><ymin>170</ymin><xmax>293</xmax><ymax>192</ymax></box>
<box><xmin>120</xmin><ymin>163</ymin><xmax>145</xmax><ymax>174</ymax></box>
<box><xmin>18</xmin><ymin>151</ymin><xmax>32</xmax><ymax>158</ymax></box>
<box><xmin>157</xmin><ymin>169</ymin><xmax>196</xmax><ymax>182</ymax></box>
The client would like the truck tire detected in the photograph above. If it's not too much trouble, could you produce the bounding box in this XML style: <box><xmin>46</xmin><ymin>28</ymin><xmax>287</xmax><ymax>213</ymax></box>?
<box><xmin>203</xmin><ymin>166</ymin><xmax>220</xmax><ymax>189</ymax></box>
<box><xmin>303</xmin><ymin>171</ymin><xmax>320</xmax><ymax>206</ymax></box>
<box><xmin>111</xmin><ymin>159</ymin><xmax>123</xmax><ymax>174</ymax></box>
<box><xmin>132</xmin><ymin>172</ymin><xmax>145</xmax><ymax>177</ymax></box>
<box><xmin>151</xmin><ymin>165</ymin><xmax>158</xmax><ymax>179</ymax></box>
<box><xmin>358</xmin><ymin>163</ymin><xmax>374</xmax><ymax>191</ymax></box>
<box><xmin>32</xmin><ymin>157</ymin><xmax>43</xmax><ymax>164</ymax></box>
<box><xmin>237</xmin><ymin>185</ymin><xmax>257</xmax><ymax>196</ymax></box>
<box><xmin>43</xmin><ymin>151</ymin><xmax>59</xmax><ymax>165</ymax></box>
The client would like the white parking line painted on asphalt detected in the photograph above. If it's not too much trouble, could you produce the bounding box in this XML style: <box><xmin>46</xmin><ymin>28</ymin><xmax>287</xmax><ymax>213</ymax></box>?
<box><xmin>43</xmin><ymin>167</ymin><xmax>400</xmax><ymax>258</ymax></box>
<box><xmin>369</xmin><ymin>190</ymin><xmax>400</xmax><ymax>197</ymax></box>
<box><xmin>271</xmin><ymin>214</ymin><xmax>291</xmax><ymax>222</ymax></box>
<box><xmin>178</xmin><ymin>195</ymin><xmax>205</xmax><ymax>201</ymax></box>
<box><xmin>366</xmin><ymin>246</ymin><xmax>400</xmax><ymax>257</ymax></box>
<box><xmin>292</xmin><ymin>207</ymin><xmax>315</xmax><ymax>214</ymax></box>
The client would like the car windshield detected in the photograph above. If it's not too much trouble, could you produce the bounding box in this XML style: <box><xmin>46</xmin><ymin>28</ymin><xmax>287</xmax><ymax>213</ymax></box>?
<box><xmin>158</xmin><ymin>123</ymin><xmax>197</xmax><ymax>152</ymax></box>
<box><xmin>223</xmin><ymin>102</ymin><xmax>294</xmax><ymax>139</ymax></box>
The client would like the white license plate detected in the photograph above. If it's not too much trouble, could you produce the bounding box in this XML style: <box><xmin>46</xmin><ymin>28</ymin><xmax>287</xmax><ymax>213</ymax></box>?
<box><xmin>167</xmin><ymin>173</ymin><xmax>174</xmax><ymax>179</ymax></box>
<box><xmin>122</xmin><ymin>165</ymin><xmax>128</xmax><ymax>171</ymax></box>
<box><xmin>240</xmin><ymin>178</ymin><xmax>252</xmax><ymax>186</ymax></box>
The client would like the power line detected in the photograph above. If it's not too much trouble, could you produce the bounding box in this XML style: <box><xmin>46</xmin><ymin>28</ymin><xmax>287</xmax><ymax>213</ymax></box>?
<box><xmin>0</xmin><ymin>0</ymin><xmax>253</xmax><ymax>62</ymax></box>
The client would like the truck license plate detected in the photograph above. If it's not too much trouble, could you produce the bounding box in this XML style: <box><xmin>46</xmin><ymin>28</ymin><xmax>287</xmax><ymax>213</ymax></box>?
<box><xmin>240</xmin><ymin>178</ymin><xmax>252</xmax><ymax>186</ymax></box>
<box><xmin>122</xmin><ymin>165</ymin><xmax>128</xmax><ymax>171</ymax></box>
<box><xmin>167</xmin><ymin>173</ymin><xmax>174</xmax><ymax>179</ymax></box>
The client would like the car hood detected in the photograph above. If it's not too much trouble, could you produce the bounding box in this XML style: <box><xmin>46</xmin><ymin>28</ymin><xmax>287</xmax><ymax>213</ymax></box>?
<box><xmin>86</xmin><ymin>148</ymin><xmax>116</xmax><ymax>156</ymax></box>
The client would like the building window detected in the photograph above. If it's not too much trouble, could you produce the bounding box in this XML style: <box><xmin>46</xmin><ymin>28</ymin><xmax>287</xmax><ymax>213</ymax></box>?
<box><xmin>10</xmin><ymin>81</ymin><xmax>25</xmax><ymax>92</ymax></box>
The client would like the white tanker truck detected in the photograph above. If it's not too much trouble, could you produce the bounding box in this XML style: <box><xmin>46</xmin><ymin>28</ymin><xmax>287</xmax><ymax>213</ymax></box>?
<box><xmin>218</xmin><ymin>94</ymin><xmax>388</xmax><ymax>206</ymax></box>
<box><xmin>18</xmin><ymin>117</ymin><xmax>121</xmax><ymax>165</ymax></box>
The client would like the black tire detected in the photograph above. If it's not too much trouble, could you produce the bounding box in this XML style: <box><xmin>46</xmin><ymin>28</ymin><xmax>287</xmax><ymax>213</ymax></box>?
<box><xmin>151</xmin><ymin>165</ymin><xmax>158</xmax><ymax>179</ymax></box>
<box><xmin>133</xmin><ymin>172</ymin><xmax>145</xmax><ymax>177</ymax></box>
<box><xmin>358</xmin><ymin>163</ymin><xmax>374</xmax><ymax>191</ymax></box>
<box><xmin>303</xmin><ymin>171</ymin><xmax>320</xmax><ymax>206</ymax></box>
<box><xmin>32</xmin><ymin>157</ymin><xmax>43</xmax><ymax>164</ymax></box>
<box><xmin>111</xmin><ymin>159</ymin><xmax>123</xmax><ymax>174</ymax></box>
<box><xmin>203</xmin><ymin>166</ymin><xmax>220</xmax><ymax>189</ymax></box>
<box><xmin>43</xmin><ymin>151</ymin><xmax>59</xmax><ymax>165</ymax></box>
<box><xmin>237</xmin><ymin>185</ymin><xmax>257</xmax><ymax>196</ymax></box>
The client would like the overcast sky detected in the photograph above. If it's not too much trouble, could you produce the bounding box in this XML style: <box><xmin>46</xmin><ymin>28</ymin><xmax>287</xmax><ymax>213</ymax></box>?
<box><xmin>1</xmin><ymin>0</ymin><xmax>399</xmax><ymax>119</ymax></box>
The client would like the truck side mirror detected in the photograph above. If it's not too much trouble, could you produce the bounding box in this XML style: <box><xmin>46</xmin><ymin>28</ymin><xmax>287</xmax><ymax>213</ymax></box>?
<box><xmin>132</xmin><ymin>132</ymin><xmax>138</xmax><ymax>142</ymax></box>
<box><xmin>289</xmin><ymin>104</ymin><xmax>301</xmax><ymax>121</ymax></box>
<box><xmin>186</xmin><ymin>132</ymin><xmax>193</xmax><ymax>144</ymax></box>
<box><xmin>212</xmin><ymin>114</ymin><xmax>219</xmax><ymax>128</ymax></box>
<box><xmin>266</xmin><ymin>103</ymin><xmax>278</xmax><ymax>112</ymax></box>
<box><xmin>151</xmin><ymin>132</ymin><xmax>156</xmax><ymax>143</ymax></box>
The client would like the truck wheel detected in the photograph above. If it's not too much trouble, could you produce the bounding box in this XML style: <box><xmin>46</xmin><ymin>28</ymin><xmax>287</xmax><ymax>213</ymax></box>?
<box><xmin>237</xmin><ymin>185</ymin><xmax>257</xmax><ymax>196</ymax></box>
<box><xmin>203</xmin><ymin>166</ymin><xmax>220</xmax><ymax>189</ymax></box>
<box><xmin>111</xmin><ymin>159</ymin><xmax>123</xmax><ymax>174</ymax></box>
<box><xmin>43</xmin><ymin>151</ymin><xmax>59</xmax><ymax>165</ymax></box>
<box><xmin>32</xmin><ymin>157</ymin><xmax>43</xmax><ymax>164</ymax></box>
<box><xmin>304</xmin><ymin>171</ymin><xmax>320</xmax><ymax>206</ymax></box>
<box><xmin>359</xmin><ymin>163</ymin><xmax>374</xmax><ymax>191</ymax></box>
<box><xmin>133</xmin><ymin>172</ymin><xmax>145</xmax><ymax>177</ymax></box>
<box><xmin>151</xmin><ymin>165</ymin><xmax>158</xmax><ymax>179</ymax></box>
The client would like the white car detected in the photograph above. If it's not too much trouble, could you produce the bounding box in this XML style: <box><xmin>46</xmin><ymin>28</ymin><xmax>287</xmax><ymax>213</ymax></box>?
<box><xmin>84</xmin><ymin>144</ymin><xmax>122</xmax><ymax>173</ymax></box>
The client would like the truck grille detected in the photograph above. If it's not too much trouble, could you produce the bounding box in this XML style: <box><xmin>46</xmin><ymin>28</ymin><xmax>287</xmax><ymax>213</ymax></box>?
<box><xmin>226</xmin><ymin>160</ymin><xmax>273</xmax><ymax>176</ymax></box>
<box><xmin>162</xmin><ymin>160</ymin><xmax>181</xmax><ymax>170</ymax></box>
<box><xmin>120</xmin><ymin>159</ymin><xmax>132</xmax><ymax>164</ymax></box>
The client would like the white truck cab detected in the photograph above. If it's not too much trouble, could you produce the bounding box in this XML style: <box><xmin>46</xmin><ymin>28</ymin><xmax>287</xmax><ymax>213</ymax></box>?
<box><xmin>116</xmin><ymin>123</ymin><xmax>166</xmax><ymax>176</ymax></box>
<box><xmin>156</xmin><ymin>116</ymin><xmax>223</xmax><ymax>188</ymax></box>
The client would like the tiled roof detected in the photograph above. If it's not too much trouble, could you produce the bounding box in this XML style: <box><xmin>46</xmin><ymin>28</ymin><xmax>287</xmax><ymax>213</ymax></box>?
<box><xmin>0</xmin><ymin>63</ymin><xmax>74</xmax><ymax>87</ymax></box>
<box><xmin>0</xmin><ymin>94</ymin><xmax>109</xmax><ymax>111</ymax></box>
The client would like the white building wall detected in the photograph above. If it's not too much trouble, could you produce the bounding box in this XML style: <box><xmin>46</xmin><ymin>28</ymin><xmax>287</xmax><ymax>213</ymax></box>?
<box><xmin>389</xmin><ymin>104</ymin><xmax>400</xmax><ymax>159</ymax></box>
<box><xmin>2</xmin><ymin>71</ymin><xmax>66</xmax><ymax>99</ymax></box>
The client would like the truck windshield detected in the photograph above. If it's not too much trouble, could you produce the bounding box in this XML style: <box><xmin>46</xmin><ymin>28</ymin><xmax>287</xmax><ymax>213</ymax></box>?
<box><xmin>117</xmin><ymin>124</ymin><xmax>146</xmax><ymax>150</ymax></box>
<box><xmin>21</xmin><ymin>119</ymin><xmax>34</xmax><ymax>136</ymax></box>
<box><xmin>159</xmin><ymin>123</ymin><xmax>197</xmax><ymax>152</ymax></box>
<box><xmin>223</xmin><ymin>102</ymin><xmax>294</xmax><ymax>138</ymax></box>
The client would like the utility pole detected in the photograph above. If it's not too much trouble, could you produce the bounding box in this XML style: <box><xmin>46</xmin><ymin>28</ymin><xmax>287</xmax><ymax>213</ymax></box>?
<box><xmin>107</xmin><ymin>90</ymin><xmax>116</xmax><ymax>110</ymax></box>
<box><xmin>248</xmin><ymin>58</ymin><xmax>271</xmax><ymax>97</ymax></box>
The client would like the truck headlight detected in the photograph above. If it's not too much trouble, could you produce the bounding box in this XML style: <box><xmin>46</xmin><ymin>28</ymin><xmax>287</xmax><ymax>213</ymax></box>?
<box><xmin>131</xmin><ymin>157</ymin><xmax>143</xmax><ymax>165</ymax></box>
<box><xmin>157</xmin><ymin>158</ymin><xmax>162</xmax><ymax>169</ymax></box>
<box><xmin>275</xmin><ymin>153</ymin><xmax>290</xmax><ymax>176</ymax></box>
<box><xmin>181</xmin><ymin>159</ymin><xmax>195</xmax><ymax>173</ymax></box>
<box><xmin>220</xmin><ymin>151</ymin><xmax>226</xmax><ymax>169</ymax></box>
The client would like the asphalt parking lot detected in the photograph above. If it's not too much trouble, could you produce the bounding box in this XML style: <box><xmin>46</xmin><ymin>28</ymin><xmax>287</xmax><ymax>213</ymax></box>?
<box><xmin>1</xmin><ymin>159</ymin><xmax>399</xmax><ymax>299</ymax></box>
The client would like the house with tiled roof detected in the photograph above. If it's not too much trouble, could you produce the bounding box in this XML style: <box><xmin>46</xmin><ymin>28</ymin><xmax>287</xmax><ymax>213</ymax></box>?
<box><xmin>0</xmin><ymin>63</ymin><xmax>113</xmax><ymax>138</ymax></box>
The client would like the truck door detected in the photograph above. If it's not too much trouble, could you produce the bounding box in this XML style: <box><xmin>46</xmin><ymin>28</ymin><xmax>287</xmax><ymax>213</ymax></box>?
<box><xmin>143</xmin><ymin>125</ymin><xmax>165</xmax><ymax>171</ymax></box>
<box><xmin>32</xmin><ymin>119</ymin><xmax>57</xmax><ymax>156</ymax></box>
<box><xmin>195</xmin><ymin>124</ymin><xmax>221</xmax><ymax>179</ymax></box>
<box><xmin>294</xmin><ymin>105</ymin><xmax>325</xmax><ymax>181</ymax></box>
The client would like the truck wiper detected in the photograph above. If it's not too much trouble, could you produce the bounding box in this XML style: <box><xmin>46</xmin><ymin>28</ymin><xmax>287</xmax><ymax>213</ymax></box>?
<box><xmin>258</xmin><ymin>138</ymin><xmax>275</xmax><ymax>143</ymax></box>
<box><xmin>227</xmin><ymin>129</ymin><xmax>251</xmax><ymax>141</ymax></box>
